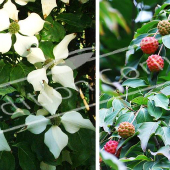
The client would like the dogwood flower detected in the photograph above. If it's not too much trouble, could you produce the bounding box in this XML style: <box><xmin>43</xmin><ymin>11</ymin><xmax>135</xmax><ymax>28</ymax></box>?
<box><xmin>41</xmin><ymin>0</ymin><xmax>69</xmax><ymax>18</ymax></box>
<box><xmin>15</xmin><ymin>0</ymin><xmax>35</xmax><ymax>6</ymax></box>
<box><xmin>27</xmin><ymin>33</ymin><xmax>77</xmax><ymax>92</ymax></box>
<box><xmin>0</xmin><ymin>10</ymin><xmax>44</xmax><ymax>54</ymax></box>
<box><xmin>3</xmin><ymin>0</ymin><xmax>19</xmax><ymax>20</ymax></box>
<box><xmin>38</xmin><ymin>82</ymin><xmax>62</xmax><ymax>115</ymax></box>
<box><xmin>26</xmin><ymin>111</ymin><xmax>95</xmax><ymax>158</ymax></box>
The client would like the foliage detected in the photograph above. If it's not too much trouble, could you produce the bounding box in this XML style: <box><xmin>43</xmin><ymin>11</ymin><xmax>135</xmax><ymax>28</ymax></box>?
<box><xmin>0</xmin><ymin>0</ymin><xmax>95</xmax><ymax>170</ymax></box>
<box><xmin>100</xmin><ymin>1</ymin><xmax>170</xmax><ymax>169</ymax></box>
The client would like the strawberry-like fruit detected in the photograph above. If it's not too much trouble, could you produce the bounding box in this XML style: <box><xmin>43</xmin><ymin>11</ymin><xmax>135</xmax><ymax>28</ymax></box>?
<box><xmin>118</xmin><ymin>122</ymin><xmax>135</xmax><ymax>138</ymax></box>
<box><xmin>147</xmin><ymin>55</ymin><xmax>164</xmax><ymax>72</ymax></box>
<box><xmin>157</xmin><ymin>20</ymin><xmax>170</xmax><ymax>36</ymax></box>
<box><xmin>104</xmin><ymin>140</ymin><xmax>118</xmax><ymax>154</ymax></box>
<box><xmin>140</xmin><ymin>37</ymin><xmax>159</xmax><ymax>54</ymax></box>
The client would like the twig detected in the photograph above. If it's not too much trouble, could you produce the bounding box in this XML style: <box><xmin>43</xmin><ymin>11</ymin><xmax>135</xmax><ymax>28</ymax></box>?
<box><xmin>131</xmin><ymin>105</ymin><xmax>143</xmax><ymax>124</ymax></box>
<box><xmin>154</xmin><ymin>136</ymin><xmax>160</xmax><ymax>149</ymax></box>
<box><xmin>153</xmin><ymin>30</ymin><xmax>159</xmax><ymax>38</ymax></box>
<box><xmin>125</xmin><ymin>86</ymin><xmax>128</xmax><ymax>101</ymax></box>
<box><xmin>158</xmin><ymin>44</ymin><xmax>164</xmax><ymax>56</ymax></box>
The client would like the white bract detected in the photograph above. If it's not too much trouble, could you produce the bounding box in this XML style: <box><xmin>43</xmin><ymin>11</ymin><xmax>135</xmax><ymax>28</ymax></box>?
<box><xmin>27</xmin><ymin>68</ymin><xmax>48</xmax><ymax>91</ymax></box>
<box><xmin>15</xmin><ymin>0</ymin><xmax>35</xmax><ymax>6</ymax></box>
<box><xmin>0</xmin><ymin>129</ymin><xmax>11</xmax><ymax>152</ymax></box>
<box><xmin>38</xmin><ymin>82</ymin><xmax>62</xmax><ymax>115</ymax></box>
<box><xmin>0</xmin><ymin>10</ymin><xmax>44</xmax><ymax>54</ymax></box>
<box><xmin>27</xmin><ymin>33</ymin><xmax>77</xmax><ymax>93</ymax></box>
<box><xmin>26</xmin><ymin>111</ymin><xmax>95</xmax><ymax>158</ymax></box>
<box><xmin>41</xmin><ymin>0</ymin><xmax>69</xmax><ymax>18</ymax></box>
<box><xmin>3</xmin><ymin>0</ymin><xmax>19</xmax><ymax>20</ymax></box>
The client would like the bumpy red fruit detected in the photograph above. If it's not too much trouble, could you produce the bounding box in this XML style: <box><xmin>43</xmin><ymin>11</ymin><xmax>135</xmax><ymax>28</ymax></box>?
<box><xmin>147</xmin><ymin>55</ymin><xmax>164</xmax><ymax>72</ymax></box>
<box><xmin>140</xmin><ymin>37</ymin><xmax>159</xmax><ymax>54</ymax></box>
<box><xmin>118</xmin><ymin>122</ymin><xmax>135</xmax><ymax>138</ymax></box>
<box><xmin>104</xmin><ymin>140</ymin><xmax>118</xmax><ymax>154</ymax></box>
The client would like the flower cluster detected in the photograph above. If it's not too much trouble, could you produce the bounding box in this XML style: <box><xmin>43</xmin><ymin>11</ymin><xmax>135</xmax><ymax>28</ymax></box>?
<box><xmin>0</xmin><ymin>0</ymin><xmax>94</xmax><ymax>168</ymax></box>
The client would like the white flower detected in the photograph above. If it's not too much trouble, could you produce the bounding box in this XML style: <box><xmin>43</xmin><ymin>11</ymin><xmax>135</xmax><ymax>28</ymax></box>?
<box><xmin>3</xmin><ymin>0</ymin><xmax>19</xmax><ymax>21</ymax></box>
<box><xmin>41</xmin><ymin>0</ymin><xmax>69</xmax><ymax>18</ymax></box>
<box><xmin>0</xmin><ymin>0</ymin><xmax>4</xmax><ymax>4</ymax></box>
<box><xmin>27</xmin><ymin>33</ymin><xmax>77</xmax><ymax>91</ymax></box>
<box><xmin>38</xmin><ymin>82</ymin><xmax>62</xmax><ymax>115</ymax></box>
<box><xmin>26</xmin><ymin>48</ymin><xmax>46</xmax><ymax>64</ymax></box>
<box><xmin>15</xmin><ymin>0</ymin><xmax>35</xmax><ymax>6</ymax></box>
<box><xmin>51</xmin><ymin>65</ymin><xmax>77</xmax><ymax>90</ymax></box>
<box><xmin>26</xmin><ymin>111</ymin><xmax>95</xmax><ymax>158</ymax></box>
<box><xmin>0</xmin><ymin>10</ymin><xmax>44</xmax><ymax>54</ymax></box>
<box><xmin>27</xmin><ymin>68</ymin><xmax>48</xmax><ymax>91</ymax></box>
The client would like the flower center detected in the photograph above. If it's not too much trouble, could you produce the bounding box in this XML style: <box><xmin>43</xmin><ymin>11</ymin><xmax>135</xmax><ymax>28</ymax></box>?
<box><xmin>50</xmin><ymin>116</ymin><xmax>61</xmax><ymax>126</ymax></box>
<box><xmin>9</xmin><ymin>22</ymin><xmax>20</xmax><ymax>34</ymax></box>
<box><xmin>44</xmin><ymin>59</ymin><xmax>55</xmax><ymax>69</ymax></box>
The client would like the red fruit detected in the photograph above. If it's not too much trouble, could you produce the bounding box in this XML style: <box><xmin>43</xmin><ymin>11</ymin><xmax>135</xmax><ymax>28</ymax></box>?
<box><xmin>147</xmin><ymin>55</ymin><xmax>164</xmax><ymax>72</ymax></box>
<box><xmin>118</xmin><ymin>122</ymin><xmax>135</xmax><ymax>138</ymax></box>
<box><xmin>104</xmin><ymin>140</ymin><xmax>118</xmax><ymax>154</ymax></box>
<box><xmin>140</xmin><ymin>37</ymin><xmax>159</xmax><ymax>54</ymax></box>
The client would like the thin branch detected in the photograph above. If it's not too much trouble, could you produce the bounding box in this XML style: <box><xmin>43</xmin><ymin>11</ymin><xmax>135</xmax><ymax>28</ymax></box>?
<box><xmin>158</xmin><ymin>44</ymin><xmax>164</xmax><ymax>56</ymax></box>
<box><xmin>153</xmin><ymin>30</ymin><xmax>159</xmax><ymax>38</ymax></box>
<box><xmin>131</xmin><ymin>105</ymin><xmax>143</xmax><ymax>124</ymax></box>
<box><xmin>125</xmin><ymin>86</ymin><xmax>128</xmax><ymax>101</ymax></box>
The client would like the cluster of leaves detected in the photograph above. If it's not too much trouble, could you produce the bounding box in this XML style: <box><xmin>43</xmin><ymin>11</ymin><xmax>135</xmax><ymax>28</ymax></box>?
<box><xmin>100</xmin><ymin>1</ymin><xmax>170</xmax><ymax>170</ymax></box>
<box><xmin>0</xmin><ymin>0</ymin><xmax>95</xmax><ymax>170</ymax></box>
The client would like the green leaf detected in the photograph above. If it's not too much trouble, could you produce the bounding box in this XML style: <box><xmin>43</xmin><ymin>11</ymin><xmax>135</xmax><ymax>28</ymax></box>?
<box><xmin>15</xmin><ymin>142</ymin><xmax>39</xmax><ymax>170</ymax></box>
<box><xmin>136</xmin><ymin>108</ymin><xmax>153</xmax><ymax>123</ymax></box>
<box><xmin>153</xmin><ymin>93</ymin><xmax>169</xmax><ymax>110</ymax></box>
<box><xmin>122</xmin><ymin>79</ymin><xmax>147</xmax><ymax>88</ymax></box>
<box><xmin>147</xmin><ymin>100</ymin><xmax>163</xmax><ymax>120</ymax></box>
<box><xmin>162</xmin><ymin>35</ymin><xmax>170</xmax><ymax>49</ymax></box>
<box><xmin>40</xmin><ymin>162</ymin><xmax>56</xmax><ymax>170</ymax></box>
<box><xmin>120</xmin><ymin>155</ymin><xmax>151</xmax><ymax>162</ymax></box>
<box><xmin>155</xmin><ymin>3</ymin><xmax>170</xmax><ymax>16</ymax></box>
<box><xmin>132</xmin><ymin>96</ymin><xmax>148</xmax><ymax>105</ymax></box>
<box><xmin>99</xmin><ymin>109</ymin><xmax>110</xmax><ymax>132</ymax></box>
<box><xmin>115</xmin><ymin>112</ymin><xmax>135</xmax><ymax>127</ymax></box>
<box><xmin>155</xmin><ymin>126</ymin><xmax>170</xmax><ymax>146</ymax></box>
<box><xmin>161</xmin><ymin>86</ymin><xmax>170</xmax><ymax>96</ymax></box>
<box><xmin>150</xmin><ymin>145</ymin><xmax>170</xmax><ymax>161</ymax></box>
<box><xmin>112</xmin><ymin>99</ymin><xmax>130</xmax><ymax>112</ymax></box>
<box><xmin>57</xmin><ymin>13</ymin><xmax>84</xmax><ymax>28</ymax></box>
<box><xmin>138</xmin><ymin>122</ymin><xmax>160</xmax><ymax>152</ymax></box>
<box><xmin>152</xmin><ymin>158</ymin><xmax>170</xmax><ymax>169</ymax></box>
<box><xmin>0</xmin><ymin>152</ymin><xmax>15</xmax><ymax>170</ymax></box>
<box><xmin>130</xmin><ymin>33</ymin><xmax>148</xmax><ymax>47</ymax></box>
<box><xmin>41</xmin><ymin>16</ymin><xmax>65</xmax><ymax>42</ymax></box>
<box><xmin>62</xmin><ymin>150</ymin><xmax>72</xmax><ymax>164</ymax></box>
<box><xmin>0</xmin><ymin>60</ymin><xmax>11</xmax><ymax>85</ymax></box>
<box><xmin>10</xmin><ymin>61</ymin><xmax>35</xmax><ymax>95</ymax></box>
<box><xmin>104</xmin><ymin>110</ymin><xmax>119</xmax><ymax>126</ymax></box>
<box><xmin>39</xmin><ymin>41</ymin><xmax>55</xmax><ymax>59</ymax></box>
<box><xmin>100</xmin><ymin>150</ymin><xmax>127</xmax><ymax>170</ymax></box>
<box><xmin>135</xmin><ymin>20</ymin><xmax>159</xmax><ymax>37</ymax></box>
<box><xmin>100</xmin><ymin>93</ymin><xmax>111</xmax><ymax>109</ymax></box>
<box><xmin>0</xmin><ymin>86</ymin><xmax>16</xmax><ymax>96</ymax></box>
<box><xmin>11</xmin><ymin>108</ymin><xmax>30</xmax><ymax>119</ymax></box>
